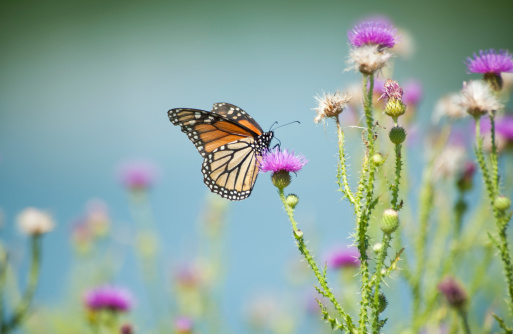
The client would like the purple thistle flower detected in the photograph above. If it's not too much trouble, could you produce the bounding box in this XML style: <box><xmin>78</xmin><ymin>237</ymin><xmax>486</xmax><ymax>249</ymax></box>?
<box><xmin>403</xmin><ymin>79</ymin><xmax>423</xmax><ymax>107</ymax></box>
<box><xmin>259</xmin><ymin>148</ymin><xmax>307</xmax><ymax>173</ymax></box>
<box><xmin>348</xmin><ymin>20</ymin><xmax>398</xmax><ymax>49</ymax></box>
<box><xmin>480</xmin><ymin>114</ymin><xmax>513</xmax><ymax>141</ymax></box>
<box><xmin>325</xmin><ymin>247</ymin><xmax>360</xmax><ymax>269</ymax></box>
<box><xmin>118</xmin><ymin>160</ymin><xmax>158</xmax><ymax>190</ymax></box>
<box><xmin>379</xmin><ymin>79</ymin><xmax>403</xmax><ymax>102</ymax></box>
<box><xmin>437</xmin><ymin>277</ymin><xmax>467</xmax><ymax>309</ymax></box>
<box><xmin>466</xmin><ymin>49</ymin><xmax>513</xmax><ymax>75</ymax></box>
<box><xmin>174</xmin><ymin>317</ymin><xmax>193</xmax><ymax>333</ymax></box>
<box><xmin>84</xmin><ymin>285</ymin><xmax>133</xmax><ymax>312</ymax></box>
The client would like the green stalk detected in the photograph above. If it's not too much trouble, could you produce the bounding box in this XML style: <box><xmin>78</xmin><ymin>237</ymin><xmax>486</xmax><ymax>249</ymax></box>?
<box><xmin>474</xmin><ymin>117</ymin><xmax>513</xmax><ymax>316</ymax></box>
<box><xmin>277</xmin><ymin>188</ymin><xmax>357</xmax><ymax>333</ymax></box>
<box><xmin>370</xmin><ymin>233</ymin><xmax>391</xmax><ymax>333</ymax></box>
<box><xmin>336</xmin><ymin>118</ymin><xmax>358</xmax><ymax>212</ymax></box>
<box><xmin>390</xmin><ymin>143</ymin><xmax>403</xmax><ymax>211</ymax></box>
<box><xmin>457</xmin><ymin>309</ymin><xmax>472</xmax><ymax>334</ymax></box>
<box><xmin>2</xmin><ymin>235</ymin><xmax>41</xmax><ymax>333</ymax></box>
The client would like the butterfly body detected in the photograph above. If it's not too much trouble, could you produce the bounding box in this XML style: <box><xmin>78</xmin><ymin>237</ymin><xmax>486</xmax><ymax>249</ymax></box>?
<box><xmin>168</xmin><ymin>103</ymin><xmax>273</xmax><ymax>201</ymax></box>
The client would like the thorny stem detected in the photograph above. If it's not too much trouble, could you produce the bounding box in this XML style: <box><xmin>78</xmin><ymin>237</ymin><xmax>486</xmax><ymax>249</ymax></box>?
<box><xmin>474</xmin><ymin>117</ymin><xmax>513</xmax><ymax>316</ymax></box>
<box><xmin>2</xmin><ymin>235</ymin><xmax>41</xmax><ymax>334</ymax></box>
<box><xmin>277</xmin><ymin>188</ymin><xmax>357</xmax><ymax>333</ymax></box>
<box><xmin>391</xmin><ymin>143</ymin><xmax>403</xmax><ymax>211</ymax></box>
<box><xmin>336</xmin><ymin>117</ymin><xmax>358</xmax><ymax>212</ymax></box>
<box><xmin>355</xmin><ymin>73</ymin><xmax>378</xmax><ymax>333</ymax></box>
<box><xmin>489</xmin><ymin>114</ymin><xmax>499</xmax><ymax>192</ymax></box>
<box><xmin>371</xmin><ymin>233</ymin><xmax>392</xmax><ymax>333</ymax></box>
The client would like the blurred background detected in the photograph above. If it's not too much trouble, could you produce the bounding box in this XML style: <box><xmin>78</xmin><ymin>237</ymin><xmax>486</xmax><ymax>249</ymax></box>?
<box><xmin>1</xmin><ymin>0</ymin><xmax>513</xmax><ymax>332</ymax></box>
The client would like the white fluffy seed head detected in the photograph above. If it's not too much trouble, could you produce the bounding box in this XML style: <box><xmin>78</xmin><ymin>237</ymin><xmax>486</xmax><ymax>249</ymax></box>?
<box><xmin>456</xmin><ymin>80</ymin><xmax>503</xmax><ymax>117</ymax></box>
<box><xmin>313</xmin><ymin>91</ymin><xmax>351</xmax><ymax>123</ymax></box>
<box><xmin>346</xmin><ymin>45</ymin><xmax>392</xmax><ymax>75</ymax></box>
<box><xmin>17</xmin><ymin>208</ymin><xmax>55</xmax><ymax>235</ymax></box>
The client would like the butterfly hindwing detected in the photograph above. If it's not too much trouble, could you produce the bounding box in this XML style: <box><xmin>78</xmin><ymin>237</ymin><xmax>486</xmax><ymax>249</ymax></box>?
<box><xmin>202</xmin><ymin>137</ymin><xmax>261</xmax><ymax>201</ymax></box>
<box><xmin>168</xmin><ymin>108</ymin><xmax>255</xmax><ymax>157</ymax></box>
<box><xmin>211</xmin><ymin>103</ymin><xmax>264</xmax><ymax>136</ymax></box>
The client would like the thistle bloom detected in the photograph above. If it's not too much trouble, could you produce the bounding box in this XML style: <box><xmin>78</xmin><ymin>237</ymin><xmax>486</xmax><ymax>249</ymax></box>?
<box><xmin>260</xmin><ymin>149</ymin><xmax>307</xmax><ymax>174</ymax></box>
<box><xmin>174</xmin><ymin>317</ymin><xmax>193</xmax><ymax>334</ymax></box>
<box><xmin>347</xmin><ymin>45</ymin><xmax>392</xmax><ymax>75</ymax></box>
<box><xmin>437</xmin><ymin>277</ymin><xmax>467</xmax><ymax>309</ymax></box>
<box><xmin>325</xmin><ymin>247</ymin><xmax>360</xmax><ymax>269</ymax></box>
<box><xmin>118</xmin><ymin>161</ymin><xmax>158</xmax><ymax>190</ymax></box>
<box><xmin>380</xmin><ymin>79</ymin><xmax>406</xmax><ymax>121</ymax></box>
<box><xmin>455</xmin><ymin>80</ymin><xmax>503</xmax><ymax>117</ymax></box>
<box><xmin>84</xmin><ymin>286</ymin><xmax>133</xmax><ymax>312</ymax></box>
<box><xmin>348</xmin><ymin>20</ymin><xmax>398</xmax><ymax>49</ymax></box>
<box><xmin>17</xmin><ymin>208</ymin><xmax>55</xmax><ymax>235</ymax></box>
<box><xmin>466</xmin><ymin>49</ymin><xmax>513</xmax><ymax>75</ymax></box>
<box><xmin>313</xmin><ymin>91</ymin><xmax>351</xmax><ymax>123</ymax></box>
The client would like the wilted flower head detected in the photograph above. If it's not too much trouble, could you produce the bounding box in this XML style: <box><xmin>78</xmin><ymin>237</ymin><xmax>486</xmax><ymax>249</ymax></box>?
<box><xmin>260</xmin><ymin>149</ymin><xmax>307</xmax><ymax>174</ymax></box>
<box><xmin>455</xmin><ymin>80</ymin><xmax>503</xmax><ymax>117</ymax></box>
<box><xmin>174</xmin><ymin>317</ymin><xmax>193</xmax><ymax>334</ymax></box>
<box><xmin>84</xmin><ymin>285</ymin><xmax>133</xmax><ymax>312</ymax></box>
<box><xmin>325</xmin><ymin>247</ymin><xmax>360</xmax><ymax>269</ymax></box>
<box><xmin>466</xmin><ymin>49</ymin><xmax>513</xmax><ymax>75</ymax></box>
<box><xmin>438</xmin><ymin>277</ymin><xmax>467</xmax><ymax>309</ymax></box>
<box><xmin>347</xmin><ymin>45</ymin><xmax>392</xmax><ymax>75</ymax></box>
<box><xmin>348</xmin><ymin>20</ymin><xmax>398</xmax><ymax>49</ymax></box>
<box><xmin>380</xmin><ymin>79</ymin><xmax>406</xmax><ymax>120</ymax></box>
<box><xmin>313</xmin><ymin>91</ymin><xmax>351</xmax><ymax>123</ymax></box>
<box><xmin>433</xmin><ymin>144</ymin><xmax>467</xmax><ymax>180</ymax></box>
<box><xmin>118</xmin><ymin>161</ymin><xmax>158</xmax><ymax>190</ymax></box>
<box><xmin>380</xmin><ymin>79</ymin><xmax>403</xmax><ymax>101</ymax></box>
<box><xmin>432</xmin><ymin>93</ymin><xmax>468</xmax><ymax>122</ymax></box>
<box><xmin>17</xmin><ymin>208</ymin><xmax>54</xmax><ymax>235</ymax></box>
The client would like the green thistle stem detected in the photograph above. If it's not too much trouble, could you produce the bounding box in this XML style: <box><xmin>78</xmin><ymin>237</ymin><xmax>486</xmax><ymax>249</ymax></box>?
<box><xmin>457</xmin><ymin>309</ymin><xmax>472</xmax><ymax>334</ymax></box>
<box><xmin>277</xmin><ymin>188</ymin><xmax>357</xmax><ymax>333</ymax></box>
<box><xmin>371</xmin><ymin>233</ymin><xmax>391</xmax><ymax>333</ymax></box>
<box><xmin>391</xmin><ymin>143</ymin><xmax>403</xmax><ymax>211</ymax></box>
<box><xmin>336</xmin><ymin>118</ymin><xmax>358</xmax><ymax>211</ymax></box>
<box><xmin>489</xmin><ymin>114</ymin><xmax>499</xmax><ymax>191</ymax></box>
<box><xmin>475</xmin><ymin>117</ymin><xmax>513</xmax><ymax>316</ymax></box>
<box><xmin>2</xmin><ymin>235</ymin><xmax>41</xmax><ymax>334</ymax></box>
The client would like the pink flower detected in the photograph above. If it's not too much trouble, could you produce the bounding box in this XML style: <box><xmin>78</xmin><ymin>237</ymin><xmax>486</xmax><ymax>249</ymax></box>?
<box><xmin>259</xmin><ymin>148</ymin><xmax>307</xmax><ymax>173</ymax></box>
<box><xmin>324</xmin><ymin>247</ymin><xmax>360</xmax><ymax>269</ymax></box>
<box><xmin>118</xmin><ymin>161</ymin><xmax>158</xmax><ymax>190</ymax></box>
<box><xmin>348</xmin><ymin>20</ymin><xmax>398</xmax><ymax>49</ymax></box>
<box><xmin>84</xmin><ymin>285</ymin><xmax>133</xmax><ymax>312</ymax></box>
<box><xmin>466</xmin><ymin>49</ymin><xmax>513</xmax><ymax>75</ymax></box>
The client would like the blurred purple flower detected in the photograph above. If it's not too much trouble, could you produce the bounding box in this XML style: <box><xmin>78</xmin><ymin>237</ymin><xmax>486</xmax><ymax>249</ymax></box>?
<box><xmin>325</xmin><ymin>247</ymin><xmax>360</xmax><ymax>269</ymax></box>
<box><xmin>480</xmin><ymin>114</ymin><xmax>513</xmax><ymax>141</ymax></box>
<box><xmin>120</xmin><ymin>324</ymin><xmax>133</xmax><ymax>334</ymax></box>
<box><xmin>259</xmin><ymin>149</ymin><xmax>307</xmax><ymax>173</ymax></box>
<box><xmin>118</xmin><ymin>161</ymin><xmax>158</xmax><ymax>190</ymax></box>
<box><xmin>466</xmin><ymin>49</ymin><xmax>513</xmax><ymax>75</ymax></box>
<box><xmin>403</xmin><ymin>80</ymin><xmax>423</xmax><ymax>107</ymax></box>
<box><xmin>174</xmin><ymin>317</ymin><xmax>193</xmax><ymax>333</ymax></box>
<box><xmin>84</xmin><ymin>285</ymin><xmax>133</xmax><ymax>312</ymax></box>
<box><xmin>437</xmin><ymin>277</ymin><xmax>467</xmax><ymax>309</ymax></box>
<box><xmin>348</xmin><ymin>20</ymin><xmax>398</xmax><ymax>49</ymax></box>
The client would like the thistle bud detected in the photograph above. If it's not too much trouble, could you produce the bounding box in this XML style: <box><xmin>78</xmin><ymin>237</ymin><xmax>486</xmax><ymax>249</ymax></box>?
<box><xmin>389</xmin><ymin>126</ymin><xmax>406</xmax><ymax>144</ymax></box>
<box><xmin>380</xmin><ymin>79</ymin><xmax>406</xmax><ymax>122</ymax></box>
<box><xmin>438</xmin><ymin>277</ymin><xmax>467</xmax><ymax>309</ymax></box>
<box><xmin>372</xmin><ymin>153</ymin><xmax>385</xmax><ymax>166</ymax></box>
<box><xmin>494</xmin><ymin>196</ymin><xmax>511</xmax><ymax>211</ymax></box>
<box><xmin>285</xmin><ymin>194</ymin><xmax>299</xmax><ymax>209</ymax></box>
<box><xmin>293</xmin><ymin>229</ymin><xmax>303</xmax><ymax>239</ymax></box>
<box><xmin>271</xmin><ymin>171</ymin><xmax>291</xmax><ymax>190</ymax></box>
<box><xmin>378</xmin><ymin>293</ymin><xmax>388</xmax><ymax>313</ymax></box>
<box><xmin>380</xmin><ymin>209</ymin><xmax>399</xmax><ymax>234</ymax></box>
<box><xmin>373</xmin><ymin>242</ymin><xmax>383</xmax><ymax>254</ymax></box>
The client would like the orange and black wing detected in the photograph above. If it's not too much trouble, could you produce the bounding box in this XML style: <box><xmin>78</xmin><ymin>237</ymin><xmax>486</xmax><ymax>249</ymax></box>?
<box><xmin>168</xmin><ymin>108</ymin><xmax>258</xmax><ymax>158</ymax></box>
<box><xmin>211</xmin><ymin>103</ymin><xmax>264</xmax><ymax>135</ymax></box>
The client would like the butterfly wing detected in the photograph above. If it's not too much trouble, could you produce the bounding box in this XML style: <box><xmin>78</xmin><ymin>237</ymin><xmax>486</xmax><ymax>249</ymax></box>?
<box><xmin>168</xmin><ymin>108</ymin><xmax>257</xmax><ymax>158</ymax></box>
<box><xmin>211</xmin><ymin>103</ymin><xmax>264</xmax><ymax>135</ymax></box>
<box><xmin>202</xmin><ymin>137</ymin><xmax>262</xmax><ymax>201</ymax></box>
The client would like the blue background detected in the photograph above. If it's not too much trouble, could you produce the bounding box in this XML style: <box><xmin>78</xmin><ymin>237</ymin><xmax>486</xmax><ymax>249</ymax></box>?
<box><xmin>1</xmin><ymin>0</ymin><xmax>513</xmax><ymax>332</ymax></box>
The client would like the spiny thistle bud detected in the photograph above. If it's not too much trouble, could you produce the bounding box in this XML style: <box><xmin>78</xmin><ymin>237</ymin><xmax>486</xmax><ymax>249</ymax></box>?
<box><xmin>373</xmin><ymin>242</ymin><xmax>383</xmax><ymax>254</ymax></box>
<box><xmin>372</xmin><ymin>153</ymin><xmax>385</xmax><ymax>166</ymax></box>
<box><xmin>494</xmin><ymin>196</ymin><xmax>511</xmax><ymax>211</ymax></box>
<box><xmin>285</xmin><ymin>194</ymin><xmax>299</xmax><ymax>209</ymax></box>
<box><xmin>380</xmin><ymin>79</ymin><xmax>406</xmax><ymax>122</ymax></box>
<box><xmin>380</xmin><ymin>209</ymin><xmax>399</xmax><ymax>234</ymax></box>
<box><xmin>293</xmin><ymin>229</ymin><xmax>303</xmax><ymax>239</ymax></box>
<box><xmin>378</xmin><ymin>293</ymin><xmax>388</xmax><ymax>313</ymax></box>
<box><xmin>271</xmin><ymin>171</ymin><xmax>291</xmax><ymax>190</ymax></box>
<box><xmin>389</xmin><ymin>126</ymin><xmax>406</xmax><ymax>144</ymax></box>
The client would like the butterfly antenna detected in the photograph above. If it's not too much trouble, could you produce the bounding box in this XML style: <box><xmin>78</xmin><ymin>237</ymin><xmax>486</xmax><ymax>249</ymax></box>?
<box><xmin>269</xmin><ymin>121</ymin><xmax>279</xmax><ymax>132</ymax></box>
<box><xmin>270</xmin><ymin>120</ymin><xmax>300</xmax><ymax>131</ymax></box>
<box><xmin>272</xmin><ymin>138</ymin><xmax>282</xmax><ymax>150</ymax></box>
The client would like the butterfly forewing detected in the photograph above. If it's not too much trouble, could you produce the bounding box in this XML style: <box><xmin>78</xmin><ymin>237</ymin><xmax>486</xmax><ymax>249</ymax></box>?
<box><xmin>168</xmin><ymin>108</ymin><xmax>254</xmax><ymax>157</ymax></box>
<box><xmin>211</xmin><ymin>103</ymin><xmax>264</xmax><ymax>136</ymax></box>
<box><xmin>168</xmin><ymin>103</ymin><xmax>273</xmax><ymax>201</ymax></box>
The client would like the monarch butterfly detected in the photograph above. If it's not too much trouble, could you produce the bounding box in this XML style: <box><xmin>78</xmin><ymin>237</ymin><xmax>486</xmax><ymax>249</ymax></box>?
<box><xmin>168</xmin><ymin>102</ymin><xmax>273</xmax><ymax>201</ymax></box>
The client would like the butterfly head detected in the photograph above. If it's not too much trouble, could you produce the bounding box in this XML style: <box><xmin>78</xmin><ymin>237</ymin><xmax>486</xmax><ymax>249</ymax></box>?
<box><xmin>256</xmin><ymin>131</ymin><xmax>274</xmax><ymax>153</ymax></box>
